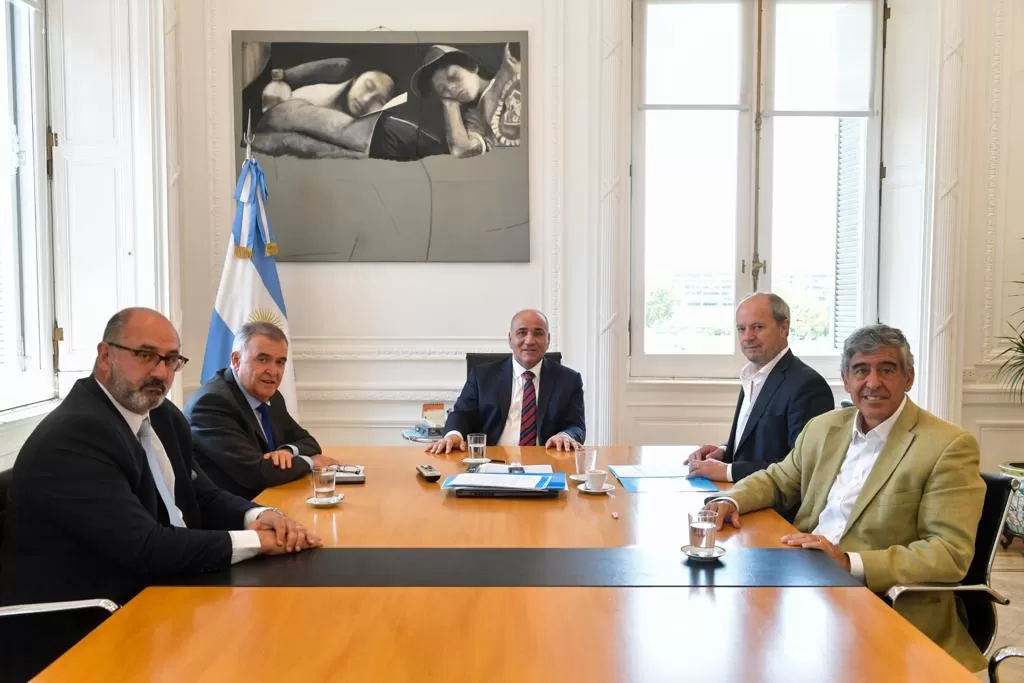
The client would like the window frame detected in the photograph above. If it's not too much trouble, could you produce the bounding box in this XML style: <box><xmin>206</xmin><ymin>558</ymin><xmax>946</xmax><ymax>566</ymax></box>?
<box><xmin>0</xmin><ymin>0</ymin><xmax>55</xmax><ymax>414</ymax></box>
<box><xmin>629</xmin><ymin>0</ymin><xmax>883</xmax><ymax>381</ymax></box>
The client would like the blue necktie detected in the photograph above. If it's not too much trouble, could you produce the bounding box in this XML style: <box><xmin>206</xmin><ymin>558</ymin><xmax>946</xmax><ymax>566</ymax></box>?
<box><xmin>137</xmin><ymin>419</ymin><xmax>186</xmax><ymax>527</ymax></box>
<box><xmin>256</xmin><ymin>403</ymin><xmax>276</xmax><ymax>450</ymax></box>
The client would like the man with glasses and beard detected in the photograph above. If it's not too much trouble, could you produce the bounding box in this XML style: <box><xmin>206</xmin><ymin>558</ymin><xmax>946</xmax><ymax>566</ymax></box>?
<box><xmin>0</xmin><ymin>308</ymin><xmax>320</xmax><ymax>681</ymax></box>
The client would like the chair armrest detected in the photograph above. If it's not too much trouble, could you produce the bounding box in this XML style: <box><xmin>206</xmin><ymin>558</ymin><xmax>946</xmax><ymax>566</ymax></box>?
<box><xmin>0</xmin><ymin>598</ymin><xmax>120</xmax><ymax>618</ymax></box>
<box><xmin>990</xmin><ymin>646</ymin><xmax>1024</xmax><ymax>682</ymax></box>
<box><xmin>886</xmin><ymin>583</ymin><xmax>1010</xmax><ymax>606</ymax></box>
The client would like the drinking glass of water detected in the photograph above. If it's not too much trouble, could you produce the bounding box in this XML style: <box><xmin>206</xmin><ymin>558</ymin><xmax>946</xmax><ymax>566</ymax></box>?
<box><xmin>467</xmin><ymin>433</ymin><xmax>487</xmax><ymax>460</ymax></box>
<box><xmin>311</xmin><ymin>467</ymin><xmax>337</xmax><ymax>501</ymax></box>
<box><xmin>688</xmin><ymin>510</ymin><xmax>719</xmax><ymax>557</ymax></box>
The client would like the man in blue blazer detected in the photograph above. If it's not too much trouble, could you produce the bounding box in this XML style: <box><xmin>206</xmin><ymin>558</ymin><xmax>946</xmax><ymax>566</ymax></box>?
<box><xmin>426</xmin><ymin>309</ymin><xmax>586</xmax><ymax>453</ymax></box>
<box><xmin>688</xmin><ymin>293</ymin><xmax>834</xmax><ymax>482</ymax></box>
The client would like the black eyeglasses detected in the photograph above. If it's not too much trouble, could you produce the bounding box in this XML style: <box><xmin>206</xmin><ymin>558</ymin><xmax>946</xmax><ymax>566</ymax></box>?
<box><xmin>106</xmin><ymin>342</ymin><xmax>189</xmax><ymax>372</ymax></box>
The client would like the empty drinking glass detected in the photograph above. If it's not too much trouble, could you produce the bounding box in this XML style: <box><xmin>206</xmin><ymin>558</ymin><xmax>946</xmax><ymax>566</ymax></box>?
<box><xmin>574</xmin><ymin>449</ymin><xmax>597</xmax><ymax>479</ymax></box>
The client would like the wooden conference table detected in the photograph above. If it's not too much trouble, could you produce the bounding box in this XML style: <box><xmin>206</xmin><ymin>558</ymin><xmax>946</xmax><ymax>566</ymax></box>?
<box><xmin>38</xmin><ymin>445</ymin><xmax>975</xmax><ymax>682</ymax></box>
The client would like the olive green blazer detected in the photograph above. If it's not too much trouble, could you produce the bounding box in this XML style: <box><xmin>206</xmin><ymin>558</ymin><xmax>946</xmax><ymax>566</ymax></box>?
<box><xmin>728</xmin><ymin>400</ymin><xmax>986</xmax><ymax>671</ymax></box>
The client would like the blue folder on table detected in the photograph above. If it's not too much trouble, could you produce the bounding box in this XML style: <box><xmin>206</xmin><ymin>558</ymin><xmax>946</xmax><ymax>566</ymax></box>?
<box><xmin>441</xmin><ymin>471</ymin><xmax>567</xmax><ymax>498</ymax></box>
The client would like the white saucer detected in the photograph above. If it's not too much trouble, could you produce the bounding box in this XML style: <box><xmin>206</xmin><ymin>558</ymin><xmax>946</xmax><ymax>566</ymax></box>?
<box><xmin>568</xmin><ymin>473</ymin><xmax>587</xmax><ymax>482</ymax></box>
<box><xmin>306</xmin><ymin>494</ymin><xmax>344</xmax><ymax>508</ymax></box>
<box><xmin>462</xmin><ymin>457</ymin><xmax>489</xmax><ymax>465</ymax></box>
<box><xmin>577</xmin><ymin>482</ymin><xmax>615</xmax><ymax>495</ymax></box>
<box><xmin>680</xmin><ymin>545</ymin><xmax>725</xmax><ymax>562</ymax></box>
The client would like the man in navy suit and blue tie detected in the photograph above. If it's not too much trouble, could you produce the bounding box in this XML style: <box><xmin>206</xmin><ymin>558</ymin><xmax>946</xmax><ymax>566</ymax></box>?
<box><xmin>687</xmin><ymin>293</ymin><xmax>834</xmax><ymax>482</ymax></box>
<box><xmin>426</xmin><ymin>309</ymin><xmax>586</xmax><ymax>454</ymax></box>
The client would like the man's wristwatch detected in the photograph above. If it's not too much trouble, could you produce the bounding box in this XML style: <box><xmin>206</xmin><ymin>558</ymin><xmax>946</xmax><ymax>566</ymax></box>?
<box><xmin>257</xmin><ymin>507</ymin><xmax>284</xmax><ymax>520</ymax></box>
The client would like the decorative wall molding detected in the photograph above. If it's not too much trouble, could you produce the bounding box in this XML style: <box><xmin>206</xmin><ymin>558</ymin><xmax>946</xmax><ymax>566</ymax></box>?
<box><xmin>300</xmin><ymin>389</ymin><xmax>460</xmax><ymax>403</ymax></box>
<box><xmin>204</xmin><ymin>1</ymin><xmax>224</xmax><ymax>294</ymax></box>
<box><xmin>924</xmin><ymin>0</ymin><xmax>968</xmax><ymax>422</ymax></box>
<box><xmin>542</xmin><ymin>0</ymin><xmax>566</xmax><ymax>340</ymax></box>
<box><xmin>981</xmin><ymin>0</ymin><xmax>1007</xmax><ymax>361</ymax></box>
<box><xmin>289</xmin><ymin>336</ymin><xmax>509</xmax><ymax>362</ymax></box>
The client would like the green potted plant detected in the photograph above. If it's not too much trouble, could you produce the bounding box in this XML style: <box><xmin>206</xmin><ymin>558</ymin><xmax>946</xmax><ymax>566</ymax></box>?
<box><xmin>997</xmin><ymin>281</ymin><xmax>1024</xmax><ymax>539</ymax></box>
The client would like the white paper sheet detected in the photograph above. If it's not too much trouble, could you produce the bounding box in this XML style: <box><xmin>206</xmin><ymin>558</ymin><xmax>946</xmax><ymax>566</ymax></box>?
<box><xmin>608</xmin><ymin>464</ymin><xmax>690</xmax><ymax>479</ymax></box>
<box><xmin>447</xmin><ymin>474</ymin><xmax>545</xmax><ymax>489</ymax></box>
<box><xmin>476</xmin><ymin>464</ymin><xmax>553</xmax><ymax>475</ymax></box>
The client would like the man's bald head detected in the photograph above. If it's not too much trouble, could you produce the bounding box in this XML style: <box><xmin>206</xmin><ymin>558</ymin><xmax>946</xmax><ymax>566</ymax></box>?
<box><xmin>95</xmin><ymin>307</ymin><xmax>182</xmax><ymax>414</ymax></box>
<box><xmin>508</xmin><ymin>309</ymin><xmax>551</xmax><ymax>368</ymax></box>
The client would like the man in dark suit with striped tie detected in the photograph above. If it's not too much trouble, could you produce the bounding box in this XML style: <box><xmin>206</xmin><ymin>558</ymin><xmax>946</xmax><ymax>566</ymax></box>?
<box><xmin>426</xmin><ymin>309</ymin><xmax>586</xmax><ymax>454</ymax></box>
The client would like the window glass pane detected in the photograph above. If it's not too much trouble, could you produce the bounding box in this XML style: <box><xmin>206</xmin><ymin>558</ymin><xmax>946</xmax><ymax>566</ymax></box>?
<box><xmin>773</xmin><ymin>1</ymin><xmax>874</xmax><ymax>111</ymax></box>
<box><xmin>644</xmin><ymin>110</ymin><xmax>737</xmax><ymax>354</ymax></box>
<box><xmin>645</xmin><ymin>1</ymin><xmax>742</xmax><ymax>106</ymax></box>
<box><xmin>0</xmin><ymin>0</ymin><xmax>51</xmax><ymax>412</ymax></box>
<box><xmin>770</xmin><ymin>116</ymin><xmax>867</xmax><ymax>354</ymax></box>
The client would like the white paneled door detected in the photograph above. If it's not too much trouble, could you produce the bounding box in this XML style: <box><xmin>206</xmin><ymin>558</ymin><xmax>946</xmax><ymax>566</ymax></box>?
<box><xmin>48</xmin><ymin>0</ymin><xmax>136</xmax><ymax>378</ymax></box>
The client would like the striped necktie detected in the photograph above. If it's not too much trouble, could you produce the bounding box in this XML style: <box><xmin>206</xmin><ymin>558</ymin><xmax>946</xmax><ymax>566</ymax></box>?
<box><xmin>519</xmin><ymin>370</ymin><xmax>537</xmax><ymax>446</ymax></box>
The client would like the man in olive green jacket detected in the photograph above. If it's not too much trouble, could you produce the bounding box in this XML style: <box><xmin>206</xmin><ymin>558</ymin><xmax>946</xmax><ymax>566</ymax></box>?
<box><xmin>705</xmin><ymin>324</ymin><xmax>985</xmax><ymax>672</ymax></box>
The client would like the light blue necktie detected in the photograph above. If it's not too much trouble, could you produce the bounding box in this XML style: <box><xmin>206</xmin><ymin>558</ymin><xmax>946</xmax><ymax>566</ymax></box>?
<box><xmin>138</xmin><ymin>418</ymin><xmax>186</xmax><ymax>527</ymax></box>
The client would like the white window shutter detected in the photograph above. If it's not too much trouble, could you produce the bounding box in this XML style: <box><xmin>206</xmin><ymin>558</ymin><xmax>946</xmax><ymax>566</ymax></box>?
<box><xmin>833</xmin><ymin>117</ymin><xmax>865</xmax><ymax>347</ymax></box>
<box><xmin>48</xmin><ymin>0</ymin><xmax>135</xmax><ymax>379</ymax></box>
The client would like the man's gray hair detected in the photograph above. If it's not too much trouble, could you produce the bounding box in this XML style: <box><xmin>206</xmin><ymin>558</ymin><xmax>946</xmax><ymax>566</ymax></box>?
<box><xmin>738</xmin><ymin>292</ymin><xmax>790</xmax><ymax>325</ymax></box>
<box><xmin>841</xmin><ymin>324</ymin><xmax>915</xmax><ymax>374</ymax></box>
<box><xmin>232</xmin><ymin>321</ymin><xmax>288</xmax><ymax>353</ymax></box>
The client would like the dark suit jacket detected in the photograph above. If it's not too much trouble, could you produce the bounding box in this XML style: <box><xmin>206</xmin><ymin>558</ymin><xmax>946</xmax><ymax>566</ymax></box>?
<box><xmin>184</xmin><ymin>369</ymin><xmax>321</xmax><ymax>500</ymax></box>
<box><xmin>444</xmin><ymin>357</ymin><xmax>586</xmax><ymax>445</ymax></box>
<box><xmin>723</xmin><ymin>350</ymin><xmax>835</xmax><ymax>481</ymax></box>
<box><xmin>0</xmin><ymin>377</ymin><xmax>256</xmax><ymax>680</ymax></box>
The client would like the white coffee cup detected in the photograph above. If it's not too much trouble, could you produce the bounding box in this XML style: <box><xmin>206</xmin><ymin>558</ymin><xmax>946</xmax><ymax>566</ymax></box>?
<box><xmin>585</xmin><ymin>469</ymin><xmax>607</xmax><ymax>491</ymax></box>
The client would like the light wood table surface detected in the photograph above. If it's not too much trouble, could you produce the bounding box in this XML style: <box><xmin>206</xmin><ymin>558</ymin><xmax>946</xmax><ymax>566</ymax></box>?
<box><xmin>37</xmin><ymin>585</ymin><xmax>976</xmax><ymax>683</ymax></box>
<box><xmin>257</xmin><ymin>445</ymin><xmax>794</xmax><ymax>549</ymax></box>
<box><xmin>38</xmin><ymin>445</ymin><xmax>976</xmax><ymax>681</ymax></box>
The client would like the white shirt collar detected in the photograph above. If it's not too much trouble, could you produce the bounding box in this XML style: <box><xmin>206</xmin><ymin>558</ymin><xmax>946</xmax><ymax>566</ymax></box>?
<box><xmin>852</xmin><ymin>395</ymin><xmax>908</xmax><ymax>441</ymax></box>
<box><xmin>231</xmin><ymin>368</ymin><xmax>268</xmax><ymax>410</ymax></box>
<box><xmin>739</xmin><ymin>346</ymin><xmax>789</xmax><ymax>384</ymax></box>
<box><xmin>512</xmin><ymin>357</ymin><xmax>543</xmax><ymax>380</ymax></box>
<box><xmin>95</xmin><ymin>377</ymin><xmax>148</xmax><ymax>435</ymax></box>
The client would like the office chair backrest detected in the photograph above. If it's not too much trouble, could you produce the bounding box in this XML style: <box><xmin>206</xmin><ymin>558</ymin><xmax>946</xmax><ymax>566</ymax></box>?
<box><xmin>465</xmin><ymin>352</ymin><xmax>563</xmax><ymax>377</ymax></box>
<box><xmin>0</xmin><ymin>467</ymin><xmax>12</xmax><ymax>550</ymax></box>
<box><xmin>966</xmin><ymin>473</ymin><xmax>1017</xmax><ymax>586</ymax></box>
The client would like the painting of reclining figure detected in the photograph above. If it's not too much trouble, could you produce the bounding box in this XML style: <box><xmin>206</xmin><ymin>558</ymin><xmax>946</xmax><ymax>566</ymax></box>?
<box><xmin>233</xmin><ymin>31</ymin><xmax>529</xmax><ymax>263</ymax></box>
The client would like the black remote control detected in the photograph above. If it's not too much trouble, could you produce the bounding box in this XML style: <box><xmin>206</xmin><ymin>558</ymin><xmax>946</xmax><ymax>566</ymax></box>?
<box><xmin>417</xmin><ymin>463</ymin><xmax>441</xmax><ymax>483</ymax></box>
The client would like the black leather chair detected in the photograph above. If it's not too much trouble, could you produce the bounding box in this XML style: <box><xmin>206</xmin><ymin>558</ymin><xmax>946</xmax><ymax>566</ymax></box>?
<box><xmin>0</xmin><ymin>467</ymin><xmax>120</xmax><ymax>679</ymax></box>
<box><xmin>465</xmin><ymin>352</ymin><xmax>562</xmax><ymax>376</ymax></box>
<box><xmin>887</xmin><ymin>473</ymin><xmax>1018</xmax><ymax>659</ymax></box>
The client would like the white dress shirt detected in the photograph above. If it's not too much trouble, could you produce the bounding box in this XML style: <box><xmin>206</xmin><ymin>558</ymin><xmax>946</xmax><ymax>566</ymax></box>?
<box><xmin>498</xmin><ymin>358</ymin><xmax>543</xmax><ymax>446</ymax></box>
<box><xmin>231</xmin><ymin>369</ymin><xmax>306</xmax><ymax>465</ymax></box>
<box><xmin>811</xmin><ymin>396</ymin><xmax>908</xmax><ymax>579</ymax></box>
<box><xmin>96</xmin><ymin>380</ymin><xmax>265</xmax><ymax>564</ymax></box>
<box><xmin>726</xmin><ymin>347</ymin><xmax>790</xmax><ymax>482</ymax></box>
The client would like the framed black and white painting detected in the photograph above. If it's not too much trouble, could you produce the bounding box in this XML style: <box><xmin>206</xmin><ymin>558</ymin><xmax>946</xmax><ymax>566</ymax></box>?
<box><xmin>232</xmin><ymin>31</ymin><xmax>529</xmax><ymax>263</ymax></box>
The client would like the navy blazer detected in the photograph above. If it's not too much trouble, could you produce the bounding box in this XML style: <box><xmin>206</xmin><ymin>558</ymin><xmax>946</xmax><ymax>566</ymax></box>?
<box><xmin>184</xmin><ymin>369</ymin><xmax>321</xmax><ymax>500</ymax></box>
<box><xmin>0</xmin><ymin>377</ymin><xmax>257</xmax><ymax>679</ymax></box>
<box><xmin>724</xmin><ymin>350</ymin><xmax>835</xmax><ymax>481</ymax></box>
<box><xmin>444</xmin><ymin>357</ymin><xmax>586</xmax><ymax>445</ymax></box>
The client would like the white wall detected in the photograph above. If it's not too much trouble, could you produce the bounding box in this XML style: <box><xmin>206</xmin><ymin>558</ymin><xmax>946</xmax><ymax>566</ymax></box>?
<box><xmin>171</xmin><ymin>0</ymin><xmax>1024</xmax><ymax>467</ymax></box>
<box><xmin>960</xmin><ymin>0</ymin><xmax>1024</xmax><ymax>473</ymax></box>
<box><xmin>173</xmin><ymin>0</ymin><xmax>623</xmax><ymax>444</ymax></box>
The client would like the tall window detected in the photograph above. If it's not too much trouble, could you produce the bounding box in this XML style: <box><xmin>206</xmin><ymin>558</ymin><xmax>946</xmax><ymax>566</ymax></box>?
<box><xmin>632</xmin><ymin>0</ymin><xmax>882</xmax><ymax>378</ymax></box>
<box><xmin>0</xmin><ymin>0</ymin><xmax>53</xmax><ymax>411</ymax></box>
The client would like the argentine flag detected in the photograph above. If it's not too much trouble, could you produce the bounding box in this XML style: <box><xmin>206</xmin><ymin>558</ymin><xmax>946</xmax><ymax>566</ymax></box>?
<box><xmin>201</xmin><ymin>157</ymin><xmax>298</xmax><ymax>416</ymax></box>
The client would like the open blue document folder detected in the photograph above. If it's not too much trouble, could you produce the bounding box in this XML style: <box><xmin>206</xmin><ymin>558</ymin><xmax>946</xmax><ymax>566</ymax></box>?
<box><xmin>607</xmin><ymin>465</ymin><xmax>719</xmax><ymax>493</ymax></box>
<box><xmin>441</xmin><ymin>471</ymin><xmax>568</xmax><ymax>492</ymax></box>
